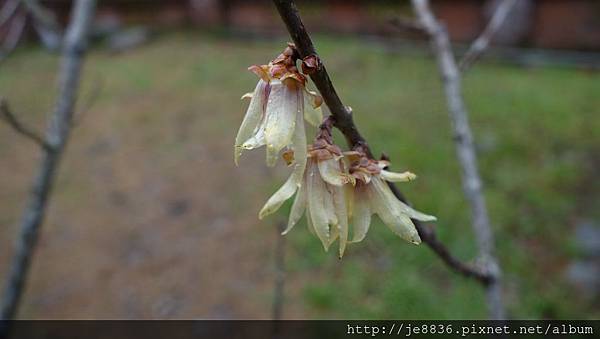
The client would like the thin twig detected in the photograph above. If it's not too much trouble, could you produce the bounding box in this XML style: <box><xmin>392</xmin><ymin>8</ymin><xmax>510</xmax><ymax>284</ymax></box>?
<box><xmin>0</xmin><ymin>0</ymin><xmax>97</xmax><ymax>322</ymax></box>
<box><xmin>271</xmin><ymin>0</ymin><xmax>493</xmax><ymax>284</ymax></box>
<box><xmin>72</xmin><ymin>76</ymin><xmax>104</xmax><ymax>126</ymax></box>
<box><xmin>0</xmin><ymin>98</ymin><xmax>53</xmax><ymax>151</ymax></box>
<box><xmin>22</xmin><ymin>0</ymin><xmax>62</xmax><ymax>51</ymax></box>
<box><xmin>22</xmin><ymin>0</ymin><xmax>60</xmax><ymax>33</ymax></box>
<box><xmin>272</xmin><ymin>223</ymin><xmax>286</xmax><ymax>321</ymax></box>
<box><xmin>411</xmin><ymin>0</ymin><xmax>504</xmax><ymax>319</ymax></box>
<box><xmin>388</xmin><ymin>16</ymin><xmax>427</xmax><ymax>37</ymax></box>
<box><xmin>459</xmin><ymin>0</ymin><xmax>517</xmax><ymax>72</ymax></box>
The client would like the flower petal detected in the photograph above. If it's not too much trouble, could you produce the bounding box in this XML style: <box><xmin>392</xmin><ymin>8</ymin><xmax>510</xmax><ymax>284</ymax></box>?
<box><xmin>290</xmin><ymin>96</ymin><xmax>307</xmax><ymax>178</ymax></box>
<box><xmin>283</xmin><ymin>180</ymin><xmax>306</xmax><ymax>235</ymax></box>
<box><xmin>241</xmin><ymin>123</ymin><xmax>266</xmax><ymax>150</ymax></box>
<box><xmin>317</xmin><ymin>159</ymin><xmax>350</xmax><ymax>186</ymax></box>
<box><xmin>265</xmin><ymin>80</ymin><xmax>300</xmax><ymax>167</ymax></box>
<box><xmin>368</xmin><ymin>177</ymin><xmax>422</xmax><ymax>244</ymax></box>
<box><xmin>234</xmin><ymin>80</ymin><xmax>268</xmax><ymax>165</ymax></box>
<box><xmin>349</xmin><ymin>185</ymin><xmax>372</xmax><ymax>243</ymax></box>
<box><xmin>258</xmin><ymin>172</ymin><xmax>300</xmax><ymax>220</ymax></box>
<box><xmin>332</xmin><ymin>185</ymin><xmax>349</xmax><ymax>258</ymax></box>
<box><xmin>306</xmin><ymin>160</ymin><xmax>332</xmax><ymax>250</ymax></box>
<box><xmin>380</xmin><ymin>170</ymin><xmax>417</xmax><ymax>182</ymax></box>
<box><xmin>303</xmin><ymin>88</ymin><xmax>323</xmax><ymax>127</ymax></box>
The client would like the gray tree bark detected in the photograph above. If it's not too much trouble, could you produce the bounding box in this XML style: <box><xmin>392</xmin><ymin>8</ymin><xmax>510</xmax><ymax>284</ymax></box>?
<box><xmin>0</xmin><ymin>0</ymin><xmax>97</xmax><ymax>321</ymax></box>
<box><xmin>411</xmin><ymin>0</ymin><xmax>505</xmax><ymax>319</ymax></box>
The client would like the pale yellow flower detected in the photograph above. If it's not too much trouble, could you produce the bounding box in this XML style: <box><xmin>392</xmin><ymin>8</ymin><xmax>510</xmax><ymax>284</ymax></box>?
<box><xmin>346</xmin><ymin>150</ymin><xmax>436</xmax><ymax>245</ymax></box>
<box><xmin>234</xmin><ymin>45</ymin><xmax>323</xmax><ymax>167</ymax></box>
<box><xmin>259</xmin><ymin>126</ymin><xmax>354</xmax><ymax>258</ymax></box>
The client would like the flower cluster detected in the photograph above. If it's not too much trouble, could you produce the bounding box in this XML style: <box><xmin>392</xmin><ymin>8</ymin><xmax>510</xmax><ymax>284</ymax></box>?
<box><xmin>234</xmin><ymin>44</ymin><xmax>323</xmax><ymax>167</ymax></box>
<box><xmin>235</xmin><ymin>45</ymin><xmax>436</xmax><ymax>258</ymax></box>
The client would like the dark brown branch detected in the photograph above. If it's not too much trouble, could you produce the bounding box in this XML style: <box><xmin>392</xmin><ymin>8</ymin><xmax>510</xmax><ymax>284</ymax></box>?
<box><xmin>0</xmin><ymin>0</ymin><xmax>96</xmax><ymax>322</ymax></box>
<box><xmin>0</xmin><ymin>98</ymin><xmax>53</xmax><ymax>152</ymax></box>
<box><xmin>271</xmin><ymin>0</ymin><xmax>493</xmax><ymax>284</ymax></box>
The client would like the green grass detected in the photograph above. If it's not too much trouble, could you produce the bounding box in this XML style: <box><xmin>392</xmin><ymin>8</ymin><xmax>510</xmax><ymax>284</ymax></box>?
<box><xmin>1</xmin><ymin>31</ymin><xmax>598</xmax><ymax>319</ymax></box>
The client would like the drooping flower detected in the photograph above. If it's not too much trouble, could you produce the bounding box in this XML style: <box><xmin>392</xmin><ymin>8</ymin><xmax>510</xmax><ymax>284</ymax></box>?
<box><xmin>234</xmin><ymin>44</ymin><xmax>323</xmax><ymax>167</ymax></box>
<box><xmin>345</xmin><ymin>148</ymin><xmax>436</xmax><ymax>245</ymax></box>
<box><xmin>259</xmin><ymin>119</ymin><xmax>354</xmax><ymax>258</ymax></box>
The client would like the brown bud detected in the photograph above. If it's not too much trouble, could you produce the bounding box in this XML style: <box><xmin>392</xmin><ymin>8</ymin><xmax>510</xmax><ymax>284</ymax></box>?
<box><xmin>301</xmin><ymin>54</ymin><xmax>320</xmax><ymax>75</ymax></box>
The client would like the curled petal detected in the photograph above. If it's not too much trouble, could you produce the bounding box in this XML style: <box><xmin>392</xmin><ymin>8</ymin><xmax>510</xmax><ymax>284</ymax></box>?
<box><xmin>379</xmin><ymin>170</ymin><xmax>417</xmax><ymax>182</ymax></box>
<box><xmin>368</xmin><ymin>178</ymin><xmax>423</xmax><ymax>244</ymax></box>
<box><xmin>241</xmin><ymin>123</ymin><xmax>266</xmax><ymax>150</ymax></box>
<box><xmin>265</xmin><ymin>80</ymin><xmax>300</xmax><ymax>166</ymax></box>
<box><xmin>317</xmin><ymin>159</ymin><xmax>353</xmax><ymax>186</ymax></box>
<box><xmin>248</xmin><ymin>65</ymin><xmax>270</xmax><ymax>82</ymax></box>
<box><xmin>258</xmin><ymin>151</ymin><xmax>305</xmax><ymax>220</ymax></box>
<box><xmin>234</xmin><ymin>80</ymin><xmax>268</xmax><ymax>165</ymax></box>
<box><xmin>283</xmin><ymin>182</ymin><xmax>306</xmax><ymax>235</ymax></box>
<box><xmin>258</xmin><ymin>174</ymin><xmax>299</xmax><ymax>220</ymax></box>
<box><xmin>349</xmin><ymin>185</ymin><xmax>372</xmax><ymax>243</ymax></box>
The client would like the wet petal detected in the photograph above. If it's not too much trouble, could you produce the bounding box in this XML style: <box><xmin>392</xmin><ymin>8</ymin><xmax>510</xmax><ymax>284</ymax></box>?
<box><xmin>265</xmin><ymin>80</ymin><xmax>300</xmax><ymax>166</ymax></box>
<box><xmin>380</xmin><ymin>170</ymin><xmax>417</xmax><ymax>182</ymax></box>
<box><xmin>349</xmin><ymin>185</ymin><xmax>372</xmax><ymax>243</ymax></box>
<box><xmin>234</xmin><ymin>80</ymin><xmax>268</xmax><ymax>164</ymax></box>
<box><xmin>368</xmin><ymin>178</ymin><xmax>422</xmax><ymax>244</ymax></box>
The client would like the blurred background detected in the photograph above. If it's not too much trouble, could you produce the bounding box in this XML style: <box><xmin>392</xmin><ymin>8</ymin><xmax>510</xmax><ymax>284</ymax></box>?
<box><xmin>0</xmin><ymin>0</ymin><xmax>599</xmax><ymax>319</ymax></box>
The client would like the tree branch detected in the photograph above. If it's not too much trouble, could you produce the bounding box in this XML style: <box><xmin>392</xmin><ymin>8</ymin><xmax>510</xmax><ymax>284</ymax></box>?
<box><xmin>22</xmin><ymin>0</ymin><xmax>62</xmax><ymax>51</ymax></box>
<box><xmin>271</xmin><ymin>0</ymin><xmax>493</xmax><ymax>285</ymax></box>
<box><xmin>0</xmin><ymin>0</ymin><xmax>96</xmax><ymax>322</ymax></box>
<box><xmin>0</xmin><ymin>11</ymin><xmax>26</xmax><ymax>63</ymax></box>
<box><xmin>411</xmin><ymin>0</ymin><xmax>504</xmax><ymax>319</ymax></box>
<box><xmin>272</xmin><ymin>222</ymin><xmax>286</xmax><ymax>321</ymax></box>
<box><xmin>0</xmin><ymin>98</ymin><xmax>53</xmax><ymax>151</ymax></box>
<box><xmin>459</xmin><ymin>0</ymin><xmax>517</xmax><ymax>72</ymax></box>
<box><xmin>0</xmin><ymin>0</ymin><xmax>20</xmax><ymax>27</ymax></box>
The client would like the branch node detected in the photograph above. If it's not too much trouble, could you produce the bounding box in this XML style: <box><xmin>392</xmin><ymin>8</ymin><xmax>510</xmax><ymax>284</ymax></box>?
<box><xmin>0</xmin><ymin>98</ymin><xmax>53</xmax><ymax>152</ymax></box>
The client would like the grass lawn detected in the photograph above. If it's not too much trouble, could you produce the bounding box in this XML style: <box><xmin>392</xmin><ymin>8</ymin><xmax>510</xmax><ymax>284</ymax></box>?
<box><xmin>0</xmin><ymin>31</ymin><xmax>598</xmax><ymax>319</ymax></box>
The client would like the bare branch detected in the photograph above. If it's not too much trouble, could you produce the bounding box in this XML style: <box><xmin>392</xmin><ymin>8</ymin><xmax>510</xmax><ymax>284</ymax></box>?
<box><xmin>1</xmin><ymin>0</ymin><xmax>97</xmax><ymax>322</ymax></box>
<box><xmin>73</xmin><ymin>76</ymin><xmax>104</xmax><ymax>126</ymax></box>
<box><xmin>0</xmin><ymin>12</ymin><xmax>26</xmax><ymax>62</ymax></box>
<box><xmin>21</xmin><ymin>0</ymin><xmax>60</xmax><ymax>33</ymax></box>
<box><xmin>0</xmin><ymin>0</ymin><xmax>20</xmax><ymax>27</ymax></box>
<box><xmin>272</xmin><ymin>222</ymin><xmax>286</xmax><ymax>321</ymax></box>
<box><xmin>388</xmin><ymin>16</ymin><xmax>427</xmax><ymax>36</ymax></box>
<box><xmin>271</xmin><ymin>0</ymin><xmax>493</xmax><ymax>285</ymax></box>
<box><xmin>22</xmin><ymin>0</ymin><xmax>62</xmax><ymax>51</ymax></box>
<box><xmin>411</xmin><ymin>0</ymin><xmax>504</xmax><ymax>319</ymax></box>
<box><xmin>0</xmin><ymin>98</ymin><xmax>53</xmax><ymax>151</ymax></box>
<box><xmin>459</xmin><ymin>0</ymin><xmax>517</xmax><ymax>72</ymax></box>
